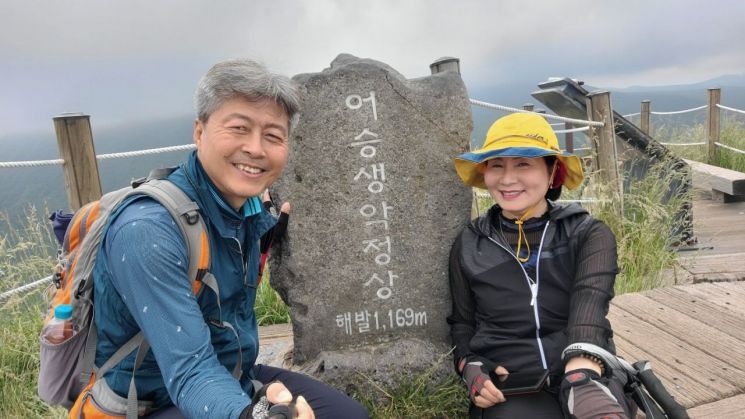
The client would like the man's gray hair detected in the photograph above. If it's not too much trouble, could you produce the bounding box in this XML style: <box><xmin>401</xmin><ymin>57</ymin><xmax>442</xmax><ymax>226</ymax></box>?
<box><xmin>194</xmin><ymin>59</ymin><xmax>300</xmax><ymax>134</ymax></box>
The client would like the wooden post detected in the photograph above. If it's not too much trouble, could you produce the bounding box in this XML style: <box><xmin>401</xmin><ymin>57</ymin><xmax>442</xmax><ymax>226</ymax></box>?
<box><xmin>706</xmin><ymin>88</ymin><xmax>721</xmax><ymax>164</ymax></box>
<box><xmin>640</xmin><ymin>100</ymin><xmax>651</xmax><ymax>134</ymax></box>
<box><xmin>53</xmin><ymin>113</ymin><xmax>102</xmax><ymax>210</ymax></box>
<box><xmin>429</xmin><ymin>57</ymin><xmax>460</xmax><ymax>75</ymax></box>
<box><xmin>523</xmin><ymin>103</ymin><xmax>534</xmax><ymax>111</ymax></box>
<box><xmin>586</xmin><ymin>91</ymin><xmax>622</xmax><ymax>213</ymax></box>
<box><xmin>564</xmin><ymin>122</ymin><xmax>574</xmax><ymax>153</ymax></box>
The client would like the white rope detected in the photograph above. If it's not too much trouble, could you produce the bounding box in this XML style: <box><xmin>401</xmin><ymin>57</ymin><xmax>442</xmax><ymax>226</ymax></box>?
<box><xmin>659</xmin><ymin>141</ymin><xmax>706</xmax><ymax>147</ymax></box>
<box><xmin>562</xmin><ymin>147</ymin><xmax>592</xmax><ymax>152</ymax></box>
<box><xmin>0</xmin><ymin>159</ymin><xmax>64</xmax><ymax>169</ymax></box>
<box><xmin>96</xmin><ymin>144</ymin><xmax>195</xmax><ymax>160</ymax></box>
<box><xmin>0</xmin><ymin>275</ymin><xmax>52</xmax><ymax>302</ymax></box>
<box><xmin>622</xmin><ymin>112</ymin><xmax>641</xmax><ymax>118</ymax></box>
<box><xmin>556</xmin><ymin>198</ymin><xmax>608</xmax><ymax>204</ymax></box>
<box><xmin>715</xmin><ymin>142</ymin><xmax>745</xmax><ymax>155</ymax></box>
<box><xmin>555</xmin><ymin>126</ymin><xmax>590</xmax><ymax>134</ymax></box>
<box><xmin>549</xmin><ymin>122</ymin><xmax>565</xmax><ymax>127</ymax></box>
<box><xmin>0</xmin><ymin>143</ymin><xmax>195</xmax><ymax>169</ymax></box>
<box><xmin>469</xmin><ymin>98</ymin><xmax>605</xmax><ymax>127</ymax></box>
<box><xmin>650</xmin><ymin>105</ymin><xmax>707</xmax><ymax>115</ymax></box>
<box><xmin>716</xmin><ymin>103</ymin><xmax>745</xmax><ymax>116</ymax></box>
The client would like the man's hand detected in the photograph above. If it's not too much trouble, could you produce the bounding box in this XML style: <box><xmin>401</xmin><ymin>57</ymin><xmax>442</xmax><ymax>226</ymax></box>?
<box><xmin>265</xmin><ymin>382</ymin><xmax>314</xmax><ymax>419</ymax></box>
<box><xmin>458</xmin><ymin>356</ymin><xmax>509</xmax><ymax>408</ymax></box>
<box><xmin>258</xmin><ymin>190</ymin><xmax>290</xmax><ymax>284</ymax></box>
<box><xmin>241</xmin><ymin>381</ymin><xmax>315</xmax><ymax>419</ymax></box>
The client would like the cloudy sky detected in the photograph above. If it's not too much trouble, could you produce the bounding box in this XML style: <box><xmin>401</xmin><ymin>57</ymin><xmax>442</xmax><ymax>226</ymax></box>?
<box><xmin>2</xmin><ymin>0</ymin><xmax>744</xmax><ymax>136</ymax></box>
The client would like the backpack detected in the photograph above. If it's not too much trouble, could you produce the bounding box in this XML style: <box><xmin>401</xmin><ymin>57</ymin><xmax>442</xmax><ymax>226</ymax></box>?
<box><xmin>38</xmin><ymin>168</ymin><xmax>227</xmax><ymax>418</ymax></box>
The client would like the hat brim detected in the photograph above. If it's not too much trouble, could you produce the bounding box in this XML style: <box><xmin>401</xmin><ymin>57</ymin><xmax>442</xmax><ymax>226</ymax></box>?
<box><xmin>454</xmin><ymin>147</ymin><xmax>584</xmax><ymax>190</ymax></box>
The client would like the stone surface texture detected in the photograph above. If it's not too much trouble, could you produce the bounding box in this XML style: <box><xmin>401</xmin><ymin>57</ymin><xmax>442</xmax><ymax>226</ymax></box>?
<box><xmin>269</xmin><ymin>54</ymin><xmax>472</xmax><ymax>391</ymax></box>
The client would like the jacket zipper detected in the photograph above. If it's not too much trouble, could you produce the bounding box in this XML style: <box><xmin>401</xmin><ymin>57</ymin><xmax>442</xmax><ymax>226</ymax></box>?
<box><xmin>486</xmin><ymin>220</ymin><xmax>551</xmax><ymax>371</ymax></box>
<box><xmin>232</xmin><ymin>236</ymin><xmax>248</xmax><ymax>287</ymax></box>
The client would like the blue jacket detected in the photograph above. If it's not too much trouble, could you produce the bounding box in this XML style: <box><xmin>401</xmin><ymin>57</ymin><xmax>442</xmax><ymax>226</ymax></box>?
<box><xmin>93</xmin><ymin>151</ymin><xmax>276</xmax><ymax>418</ymax></box>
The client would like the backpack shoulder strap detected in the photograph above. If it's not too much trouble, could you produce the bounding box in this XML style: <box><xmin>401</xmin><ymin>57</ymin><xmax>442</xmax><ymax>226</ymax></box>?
<box><xmin>131</xmin><ymin>179</ymin><xmax>210</xmax><ymax>290</ymax></box>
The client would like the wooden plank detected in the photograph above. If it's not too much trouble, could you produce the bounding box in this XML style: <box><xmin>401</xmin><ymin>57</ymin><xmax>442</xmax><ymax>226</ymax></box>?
<box><xmin>713</xmin><ymin>280</ymin><xmax>745</xmax><ymax>298</ymax></box>
<box><xmin>608</xmin><ymin>305</ymin><xmax>745</xmax><ymax>394</ymax></box>
<box><xmin>615</xmin><ymin>335</ymin><xmax>717</xmax><ymax>408</ymax></box>
<box><xmin>688</xmin><ymin>394</ymin><xmax>745</xmax><ymax>418</ymax></box>
<box><xmin>612</xmin><ymin>293</ymin><xmax>745</xmax><ymax>370</ymax></box>
<box><xmin>259</xmin><ymin>323</ymin><xmax>292</xmax><ymax>341</ymax></box>
<box><xmin>676</xmin><ymin>253</ymin><xmax>745</xmax><ymax>283</ymax></box>
<box><xmin>689</xmin><ymin>197</ymin><xmax>745</xmax><ymax>256</ymax></box>
<box><xmin>676</xmin><ymin>282</ymin><xmax>745</xmax><ymax>316</ymax></box>
<box><xmin>685</xmin><ymin>158</ymin><xmax>745</xmax><ymax>196</ymax></box>
<box><xmin>644</xmin><ymin>286</ymin><xmax>745</xmax><ymax>342</ymax></box>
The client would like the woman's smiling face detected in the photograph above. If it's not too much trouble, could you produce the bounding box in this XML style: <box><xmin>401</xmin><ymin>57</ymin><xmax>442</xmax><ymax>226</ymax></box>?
<box><xmin>483</xmin><ymin>156</ymin><xmax>552</xmax><ymax>219</ymax></box>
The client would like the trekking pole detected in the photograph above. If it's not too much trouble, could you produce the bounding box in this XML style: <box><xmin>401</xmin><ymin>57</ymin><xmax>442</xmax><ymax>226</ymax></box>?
<box><xmin>633</xmin><ymin>361</ymin><xmax>690</xmax><ymax>419</ymax></box>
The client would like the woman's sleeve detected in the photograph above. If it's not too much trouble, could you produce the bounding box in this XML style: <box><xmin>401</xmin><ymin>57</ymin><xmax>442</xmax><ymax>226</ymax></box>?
<box><xmin>446</xmin><ymin>235</ymin><xmax>477</xmax><ymax>365</ymax></box>
<box><xmin>566</xmin><ymin>218</ymin><xmax>619</xmax><ymax>350</ymax></box>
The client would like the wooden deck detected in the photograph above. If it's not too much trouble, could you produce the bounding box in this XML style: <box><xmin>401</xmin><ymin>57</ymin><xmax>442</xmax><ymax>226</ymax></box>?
<box><xmin>612</xmin><ymin>282</ymin><xmax>745</xmax><ymax>417</ymax></box>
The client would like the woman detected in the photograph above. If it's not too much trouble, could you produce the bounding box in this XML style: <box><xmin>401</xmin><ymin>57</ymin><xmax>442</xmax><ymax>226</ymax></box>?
<box><xmin>448</xmin><ymin>113</ymin><xmax>635</xmax><ymax>418</ymax></box>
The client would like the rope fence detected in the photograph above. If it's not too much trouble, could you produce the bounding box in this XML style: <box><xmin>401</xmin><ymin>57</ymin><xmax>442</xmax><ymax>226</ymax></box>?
<box><xmin>0</xmin><ymin>276</ymin><xmax>52</xmax><ymax>303</ymax></box>
<box><xmin>0</xmin><ymin>144</ymin><xmax>195</xmax><ymax>169</ymax></box>
<box><xmin>659</xmin><ymin>141</ymin><xmax>707</xmax><ymax>147</ymax></box>
<box><xmin>0</xmin><ymin>158</ymin><xmax>64</xmax><ymax>169</ymax></box>
<box><xmin>650</xmin><ymin>105</ymin><xmax>707</xmax><ymax>115</ymax></box>
<box><xmin>717</xmin><ymin>103</ymin><xmax>745</xmax><ymax>116</ymax></box>
<box><xmin>469</xmin><ymin>99</ymin><xmax>605</xmax><ymax>127</ymax></box>
<box><xmin>715</xmin><ymin>142</ymin><xmax>745</xmax><ymax>155</ymax></box>
<box><xmin>554</xmin><ymin>126</ymin><xmax>590</xmax><ymax>134</ymax></box>
<box><xmin>96</xmin><ymin>144</ymin><xmax>195</xmax><ymax>160</ymax></box>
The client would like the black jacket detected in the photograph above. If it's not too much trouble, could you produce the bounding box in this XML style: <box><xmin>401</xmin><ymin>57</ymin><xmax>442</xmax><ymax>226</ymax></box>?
<box><xmin>447</xmin><ymin>202</ymin><xmax>618</xmax><ymax>384</ymax></box>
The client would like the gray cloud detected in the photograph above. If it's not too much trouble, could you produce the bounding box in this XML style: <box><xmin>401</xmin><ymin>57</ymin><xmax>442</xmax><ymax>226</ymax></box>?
<box><xmin>2</xmin><ymin>0</ymin><xmax>744</xmax><ymax>135</ymax></box>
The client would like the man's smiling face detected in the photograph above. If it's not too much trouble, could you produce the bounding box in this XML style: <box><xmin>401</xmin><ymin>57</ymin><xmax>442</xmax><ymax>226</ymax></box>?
<box><xmin>194</xmin><ymin>96</ymin><xmax>290</xmax><ymax>209</ymax></box>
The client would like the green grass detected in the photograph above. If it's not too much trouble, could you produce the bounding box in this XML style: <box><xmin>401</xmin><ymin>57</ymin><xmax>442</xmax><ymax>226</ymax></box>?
<box><xmin>0</xmin><ymin>207</ymin><xmax>65</xmax><ymax>419</ymax></box>
<box><xmin>255</xmin><ymin>272</ymin><xmax>291</xmax><ymax>325</ymax></box>
<box><xmin>356</xmin><ymin>360</ymin><xmax>468</xmax><ymax>419</ymax></box>
<box><xmin>716</xmin><ymin>119</ymin><xmax>745</xmax><ymax>171</ymax></box>
<box><xmin>588</xmin><ymin>159</ymin><xmax>688</xmax><ymax>294</ymax></box>
<box><xmin>651</xmin><ymin>119</ymin><xmax>745</xmax><ymax>172</ymax></box>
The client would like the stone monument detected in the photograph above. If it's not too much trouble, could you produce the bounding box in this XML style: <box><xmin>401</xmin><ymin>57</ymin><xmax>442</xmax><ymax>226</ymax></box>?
<box><xmin>270</xmin><ymin>54</ymin><xmax>473</xmax><ymax>392</ymax></box>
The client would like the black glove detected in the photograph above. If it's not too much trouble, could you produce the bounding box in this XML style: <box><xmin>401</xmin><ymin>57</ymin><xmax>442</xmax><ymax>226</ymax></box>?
<box><xmin>240</xmin><ymin>383</ymin><xmax>296</xmax><ymax>419</ymax></box>
<box><xmin>457</xmin><ymin>356</ymin><xmax>498</xmax><ymax>402</ymax></box>
<box><xmin>560</xmin><ymin>368</ymin><xmax>628</xmax><ymax>419</ymax></box>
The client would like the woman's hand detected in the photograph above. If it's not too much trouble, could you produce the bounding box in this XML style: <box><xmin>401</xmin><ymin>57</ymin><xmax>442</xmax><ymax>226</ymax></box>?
<box><xmin>459</xmin><ymin>357</ymin><xmax>509</xmax><ymax>408</ymax></box>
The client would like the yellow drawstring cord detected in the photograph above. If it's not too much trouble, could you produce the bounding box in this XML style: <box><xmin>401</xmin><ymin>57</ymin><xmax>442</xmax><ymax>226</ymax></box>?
<box><xmin>513</xmin><ymin>162</ymin><xmax>558</xmax><ymax>263</ymax></box>
<box><xmin>514</xmin><ymin>206</ymin><xmax>536</xmax><ymax>263</ymax></box>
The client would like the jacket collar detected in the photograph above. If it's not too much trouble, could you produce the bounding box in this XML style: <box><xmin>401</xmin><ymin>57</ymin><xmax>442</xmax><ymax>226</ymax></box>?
<box><xmin>176</xmin><ymin>151</ymin><xmax>276</xmax><ymax>240</ymax></box>
<box><xmin>471</xmin><ymin>200</ymin><xmax>588</xmax><ymax>239</ymax></box>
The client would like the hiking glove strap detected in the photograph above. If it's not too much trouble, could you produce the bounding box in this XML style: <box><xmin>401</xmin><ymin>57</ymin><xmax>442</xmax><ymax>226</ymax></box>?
<box><xmin>560</xmin><ymin>368</ymin><xmax>628</xmax><ymax>419</ymax></box>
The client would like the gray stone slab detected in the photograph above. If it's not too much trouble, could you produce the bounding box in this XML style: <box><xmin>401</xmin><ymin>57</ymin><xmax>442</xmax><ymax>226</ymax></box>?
<box><xmin>270</xmin><ymin>54</ymin><xmax>472</xmax><ymax>390</ymax></box>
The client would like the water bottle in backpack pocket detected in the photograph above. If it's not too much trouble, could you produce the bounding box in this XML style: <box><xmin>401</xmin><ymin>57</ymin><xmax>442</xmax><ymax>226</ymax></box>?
<box><xmin>38</xmin><ymin>302</ymin><xmax>91</xmax><ymax>408</ymax></box>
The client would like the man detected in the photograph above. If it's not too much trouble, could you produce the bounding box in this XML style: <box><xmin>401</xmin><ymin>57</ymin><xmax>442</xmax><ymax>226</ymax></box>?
<box><xmin>73</xmin><ymin>59</ymin><xmax>369</xmax><ymax>419</ymax></box>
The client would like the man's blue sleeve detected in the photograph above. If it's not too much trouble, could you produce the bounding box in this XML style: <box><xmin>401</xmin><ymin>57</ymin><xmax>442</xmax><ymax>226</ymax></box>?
<box><xmin>104</xmin><ymin>199</ymin><xmax>250</xmax><ymax>419</ymax></box>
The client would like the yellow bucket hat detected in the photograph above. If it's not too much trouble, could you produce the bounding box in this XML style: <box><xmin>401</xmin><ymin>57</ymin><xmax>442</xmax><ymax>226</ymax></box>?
<box><xmin>454</xmin><ymin>112</ymin><xmax>584</xmax><ymax>190</ymax></box>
